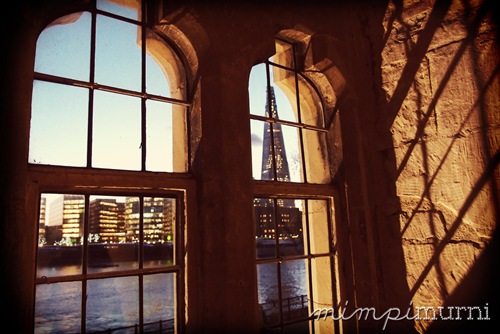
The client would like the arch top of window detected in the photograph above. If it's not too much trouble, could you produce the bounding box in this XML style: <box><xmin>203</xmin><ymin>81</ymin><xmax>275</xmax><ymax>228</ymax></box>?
<box><xmin>249</xmin><ymin>39</ymin><xmax>326</xmax><ymax>131</ymax></box>
<box><xmin>34</xmin><ymin>7</ymin><xmax>187</xmax><ymax>101</ymax></box>
<box><xmin>29</xmin><ymin>0</ymin><xmax>189</xmax><ymax>173</ymax></box>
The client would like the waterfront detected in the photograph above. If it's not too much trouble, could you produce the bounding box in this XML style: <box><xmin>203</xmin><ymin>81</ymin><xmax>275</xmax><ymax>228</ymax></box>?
<box><xmin>35</xmin><ymin>260</ymin><xmax>308</xmax><ymax>333</ymax></box>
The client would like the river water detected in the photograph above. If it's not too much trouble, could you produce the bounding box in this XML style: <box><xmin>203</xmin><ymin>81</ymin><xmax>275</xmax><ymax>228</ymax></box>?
<box><xmin>34</xmin><ymin>261</ymin><xmax>307</xmax><ymax>333</ymax></box>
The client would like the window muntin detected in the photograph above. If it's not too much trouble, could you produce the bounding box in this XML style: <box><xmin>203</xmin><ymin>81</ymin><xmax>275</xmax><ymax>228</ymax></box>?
<box><xmin>31</xmin><ymin>1</ymin><xmax>189</xmax><ymax>333</ymax></box>
<box><xmin>249</xmin><ymin>40</ymin><xmax>331</xmax><ymax>184</ymax></box>
<box><xmin>35</xmin><ymin>192</ymin><xmax>183</xmax><ymax>333</ymax></box>
<box><xmin>255</xmin><ymin>197</ymin><xmax>336</xmax><ymax>331</ymax></box>
<box><xmin>29</xmin><ymin>0</ymin><xmax>188</xmax><ymax>172</ymax></box>
<box><xmin>251</xmin><ymin>38</ymin><xmax>339</xmax><ymax>333</ymax></box>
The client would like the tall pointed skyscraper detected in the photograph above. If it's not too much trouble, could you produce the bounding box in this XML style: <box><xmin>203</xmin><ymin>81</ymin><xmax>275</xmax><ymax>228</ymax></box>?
<box><xmin>257</xmin><ymin>86</ymin><xmax>295</xmax><ymax>209</ymax></box>
<box><xmin>254</xmin><ymin>86</ymin><xmax>302</xmax><ymax>243</ymax></box>
<box><xmin>260</xmin><ymin>86</ymin><xmax>291</xmax><ymax>182</ymax></box>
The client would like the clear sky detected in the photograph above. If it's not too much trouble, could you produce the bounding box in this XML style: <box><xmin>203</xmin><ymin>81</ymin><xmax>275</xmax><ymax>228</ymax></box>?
<box><xmin>33</xmin><ymin>0</ymin><xmax>302</xmax><ymax>220</ymax></box>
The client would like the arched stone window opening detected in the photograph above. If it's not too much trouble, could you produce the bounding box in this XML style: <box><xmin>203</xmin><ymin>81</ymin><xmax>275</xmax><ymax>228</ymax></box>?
<box><xmin>28</xmin><ymin>1</ymin><xmax>195</xmax><ymax>333</ymax></box>
<box><xmin>251</xmin><ymin>29</ymin><xmax>347</xmax><ymax>333</ymax></box>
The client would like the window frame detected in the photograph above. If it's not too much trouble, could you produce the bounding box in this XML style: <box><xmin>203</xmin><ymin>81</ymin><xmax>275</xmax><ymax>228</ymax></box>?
<box><xmin>27</xmin><ymin>1</ymin><xmax>195</xmax><ymax>332</ymax></box>
<box><xmin>252</xmin><ymin>37</ymin><xmax>342</xmax><ymax>333</ymax></box>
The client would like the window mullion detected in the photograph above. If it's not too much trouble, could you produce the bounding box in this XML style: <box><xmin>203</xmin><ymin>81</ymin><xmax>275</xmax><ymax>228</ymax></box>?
<box><xmin>266</xmin><ymin>63</ymin><xmax>278</xmax><ymax>181</ymax></box>
<box><xmin>141</xmin><ymin>14</ymin><xmax>147</xmax><ymax>172</ymax></box>
<box><xmin>81</xmin><ymin>194</ymin><xmax>90</xmax><ymax>333</ymax></box>
<box><xmin>87</xmin><ymin>9</ymin><xmax>97</xmax><ymax>169</ymax></box>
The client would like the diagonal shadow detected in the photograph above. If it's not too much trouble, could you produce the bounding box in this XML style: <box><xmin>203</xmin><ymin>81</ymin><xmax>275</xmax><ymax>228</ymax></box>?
<box><xmin>408</xmin><ymin>149</ymin><xmax>500</xmax><ymax>299</ymax></box>
<box><xmin>380</xmin><ymin>0</ymin><xmax>453</xmax><ymax>132</ymax></box>
<box><xmin>394</xmin><ymin>0</ymin><xmax>493</xmax><ymax>181</ymax></box>
<box><xmin>400</xmin><ymin>62</ymin><xmax>500</xmax><ymax>236</ymax></box>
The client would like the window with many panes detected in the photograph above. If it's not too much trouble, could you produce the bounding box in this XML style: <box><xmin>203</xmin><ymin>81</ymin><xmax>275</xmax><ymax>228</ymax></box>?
<box><xmin>250</xmin><ymin>37</ymin><xmax>341</xmax><ymax>333</ymax></box>
<box><xmin>29</xmin><ymin>1</ymin><xmax>191</xmax><ymax>333</ymax></box>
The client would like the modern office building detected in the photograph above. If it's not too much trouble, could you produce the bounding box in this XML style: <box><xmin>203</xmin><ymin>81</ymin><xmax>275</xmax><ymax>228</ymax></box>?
<box><xmin>89</xmin><ymin>198</ymin><xmax>126</xmax><ymax>243</ymax></box>
<box><xmin>49</xmin><ymin>194</ymin><xmax>85</xmax><ymax>243</ymax></box>
<box><xmin>3</xmin><ymin>1</ymin><xmax>497</xmax><ymax>333</ymax></box>
<box><xmin>254</xmin><ymin>86</ymin><xmax>303</xmax><ymax>240</ymax></box>
<box><xmin>125</xmin><ymin>197</ymin><xmax>175</xmax><ymax>244</ymax></box>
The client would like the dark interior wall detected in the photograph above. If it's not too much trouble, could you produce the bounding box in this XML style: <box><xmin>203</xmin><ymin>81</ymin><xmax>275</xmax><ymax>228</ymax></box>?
<box><xmin>1</xmin><ymin>0</ymin><xmax>498</xmax><ymax>333</ymax></box>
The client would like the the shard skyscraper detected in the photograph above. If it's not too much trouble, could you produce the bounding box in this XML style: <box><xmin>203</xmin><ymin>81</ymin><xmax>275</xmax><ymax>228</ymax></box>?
<box><xmin>260</xmin><ymin>86</ymin><xmax>291</xmax><ymax>183</ymax></box>
<box><xmin>254</xmin><ymin>86</ymin><xmax>302</xmax><ymax>244</ymax></box>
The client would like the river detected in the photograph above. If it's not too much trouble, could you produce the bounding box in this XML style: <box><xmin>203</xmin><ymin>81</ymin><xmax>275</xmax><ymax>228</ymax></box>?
<box><xmin>34</xmin><ymin>261</ymin><xmax>307</xmax><ymax>333</ymax></box>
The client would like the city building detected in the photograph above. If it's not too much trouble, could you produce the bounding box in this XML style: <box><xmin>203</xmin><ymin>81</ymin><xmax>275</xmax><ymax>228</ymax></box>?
<box><xmin>1</xmin><ymin>1</ymin><xmax>498</xmax><ymax>333</ymax></box>
<box><xmin>49</xmin><ymin>194</ymin><xmax>85</xmax><ymax>244</ymax></box>
<box><xmin>254</xmin><ymin>86</ymin><xmax>303</xmax><ymax>241</ymax></box>
<box><xmin>89</xmin><ymin>198</ymin><xmax>126</xmax><ymax>243</ymax></box>
<box><xmin>125</xmin><ymin>197</ymin><xmax>175</xmax><ymax>244</ymax></box>
<box><xmin>38</xmin><ymin>197</ymin><xmax>46</xmax><ymax>244</ymax></box>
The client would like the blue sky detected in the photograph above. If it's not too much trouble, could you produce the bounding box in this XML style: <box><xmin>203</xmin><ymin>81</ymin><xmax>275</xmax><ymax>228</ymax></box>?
<box><xmin>33</xmin><ymin>1</ymin><xmax>303</xmax><ymax>215</ymax></box>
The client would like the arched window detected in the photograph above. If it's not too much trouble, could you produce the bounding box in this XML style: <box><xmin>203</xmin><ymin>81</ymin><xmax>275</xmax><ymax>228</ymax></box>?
<box><xmin>250</xmin><ymin>36</ymin><xmax>342</xmax><ymax>333</ymax></box>
<box><xmin>29</xmin><ymin>1</ymin><xmax>191</xmax><ymax>333</ymax></box>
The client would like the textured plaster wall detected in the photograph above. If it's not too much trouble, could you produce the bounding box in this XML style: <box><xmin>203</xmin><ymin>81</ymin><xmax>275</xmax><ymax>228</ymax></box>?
<box><xmin>380</xmin><ymin>0</ymin><xmax>498</xmax><ymax>331</ymax></box>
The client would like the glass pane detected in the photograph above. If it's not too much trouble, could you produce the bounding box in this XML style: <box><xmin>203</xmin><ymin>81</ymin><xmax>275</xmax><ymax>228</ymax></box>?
<box><xmin>308</xmin><ymin>199</ymin><xmax>331</xmax><ymax>254</ymax></box>
<box><xmin>146</xmin><ymin>29</ymin><xmax>172</xmax><ymax>98</ymax></box>
<box><xmin>143</xmin><ymin>197</ymin><xmax>176</xmax><ymax>267</ymax></box>
<box><xmin>29</xmin><ymin>81</ymin><xmax>88</xmax><ymax>167</ymax></box>
<box><xmin>88</xmin><ymin>195</ymin><xmax>138</xmax><ymax>273</ymax></box>
<box><xmin>277</xmin><ymin>199</ymin><xmax>305</xmax><ymax>258</ymax></box>
<box><xmin>143</xmin><ymin>273</ymin><xmax>175</xmax><ymax>332</ymax></box>
<box><xmin>281</xmin><ymin>124</ymin><xmax>303</xmax><ymax>183</ymax></box>
<box><xmin>298</xmin><ymin>74</ymin><xmax>325</xmax><ymax>128</ymax></box>
<box><xmin>86</xmin><ymin>276</ymin><xmax>139</xmax><ymax>333</ymax></box>
<box><xmin>280</xmin><ymin>259</ymin><xmax>309</xmax><ymax>322</ymax></box>
<box><xmin>250</xmin><ymin>119</ymin><xmax>268</xmax><ymax>180</ymax></box>
<box><xmin>257</xmin><ymin>262</ymin><xmax>280</xmax><ymax>326</ymax></box>
<box><xmin>34</xmin><ymin>281</ymin><xmax>82</xmax><ymax>334</ymax></box>
<box><xmin>254</xmin><ymin>198</ymin><xmax>276</xmax><ymax>259</ymax></box>
<box><xmin>146</xmin><ymin>100</ymin><xmax>173</xmax><ymax>172</ymax></box>
<box><xmin>303</xmin><ymin>128</ymin><xmax>331</xmax><ymax>184</ymax></box>
<box><xmin>97</xmin><ymin>0</ymin><xmax>139</xmax><ymax>21</ymax></box>
<box><xmin>311</xmin><ymin>257</ymin><xmax>335</xmax><ymax>333</ymax></box>
<box><xmin>37</xmin><ymin>194</ymin><xmax>84</xmax><ymax>278</ymax></box>
<box><xmin>125</xmin><ymin>197</ymin><xmax>141</xmax><ymax>243</ymax></box>
<box><xmin>95</xmin><ymin>14</ymin><xmax>141</xmax><ymax>92</ymax></box>
<box><xmin>92</xmin><ymin>90</ymin><xmax>141</xmax><ymax>170</ymax></box>
<box><xmin>35</xmin><ymin>12</ymin><xmax>91</xmax><ymax>81</ymax></box>
<box><xmin>255</xmin><ymin>120</ymin><xmax>302</xmax><ymax>182</ymax></box>
<box><xmin>249</xmin><ymin>63</ymin><xmax>297</xmax><ymax>123</ymax></box>
<box><xmin>249</xmin><ymin>63</ymin><xmax>268</xmax><ymax>117</ymax></box>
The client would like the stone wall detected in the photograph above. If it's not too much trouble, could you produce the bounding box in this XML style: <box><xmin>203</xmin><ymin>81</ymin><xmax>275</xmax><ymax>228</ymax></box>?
<box><xmin>379</xmin><ymin>0</ymin><xmax>498</xmax><ymax>331</ymax></box>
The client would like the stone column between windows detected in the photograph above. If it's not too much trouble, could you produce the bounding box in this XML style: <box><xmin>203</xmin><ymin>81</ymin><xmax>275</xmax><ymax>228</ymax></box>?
<box><xmin>191</xmin><ymin>58</ymin><xmax>260</xmax><ymax>331</ymax></box>
<box><xmin>0</xmin><ymin>14</ymin><xmax>38</xmax><ymax>334</ymax></box>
